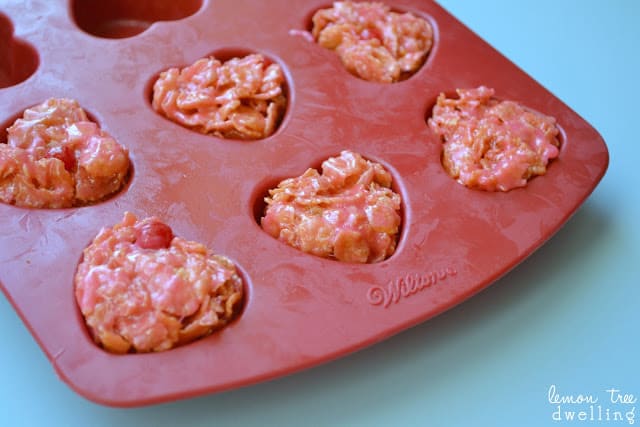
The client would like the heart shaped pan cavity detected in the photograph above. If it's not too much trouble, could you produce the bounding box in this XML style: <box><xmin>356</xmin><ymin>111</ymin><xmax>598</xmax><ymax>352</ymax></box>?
<box><xmin>252</xmin><ymin>150</ymin><xmax>408</xmax><ymax>264</ymax></box>
<box><xmin>71</xmin><ymin>0</ymin><xmax>203</xmax><ymax>39</ymax></box>
<box><xmin>425</xmin><ymin>86</ymin><xmax>566</xmax><ymax>192</ymax></box>
<box><xmin>145</xmin><ymin>47</ymin><xmax>291</xmax><ymax>141</ymax></box>
<box><xmin>300</xmin><ymin>1</ymin><xmax>437</xmax><ymax>83</ymax></box>
<box><xmin>0</xmin><ymin>13</ymin><xmax>39</xmax><ymax>88</ymax></box>
<box><xmin>0</xmin><ymin>100</ymin><xmax>133</xmax><ymax>209</ymax></box>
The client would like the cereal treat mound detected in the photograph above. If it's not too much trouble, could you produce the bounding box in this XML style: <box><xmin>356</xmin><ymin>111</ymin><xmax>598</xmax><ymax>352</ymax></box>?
<box><xmin>261</xmin><ymin>151</ymin><xmax>402</xmax><ymax>263</ymax></box>
<box><xmin>428</xmin><ymin>86</ymin><xmax>561</xmax><ymax>191</ymax></box>
<box><xmin>75</xmin><ymin>212</ymin><xmax>244</xmax><ymax>354</ymax></box>
<box><xmin>311</xmin><ymin>1</ymin><xmax>433</xmax><ymax>83</ymax></box>
<box><xmin>152</xmin><ymin>53</ymin><xmax>287</xmax><ymax>140</ymax></box>
<box><xmin>1</xmin><ymin>98</ymin><xmax>130</xmax><ymax>208</ymax></box>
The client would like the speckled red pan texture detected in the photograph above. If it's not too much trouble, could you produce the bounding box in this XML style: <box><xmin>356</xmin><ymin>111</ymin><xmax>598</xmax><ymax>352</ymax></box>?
<box><xmin>0</xmin><ymin>0</ymin><xmax>608</xmax><ymax>407</ymax></box>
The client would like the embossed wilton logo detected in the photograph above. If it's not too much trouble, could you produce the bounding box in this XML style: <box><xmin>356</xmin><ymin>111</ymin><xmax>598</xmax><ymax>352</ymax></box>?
<box><xmin>367</xmin><ymin>268</ymin><xmax>457</xmax><ymax>308</ymax></box>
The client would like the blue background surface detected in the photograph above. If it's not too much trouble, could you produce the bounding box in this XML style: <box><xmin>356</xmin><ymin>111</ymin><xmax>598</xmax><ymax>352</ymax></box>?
<box><xmin>1</xmin><ymin>1</ymin><xmax>638</xmax><ymax>426</ymax></box>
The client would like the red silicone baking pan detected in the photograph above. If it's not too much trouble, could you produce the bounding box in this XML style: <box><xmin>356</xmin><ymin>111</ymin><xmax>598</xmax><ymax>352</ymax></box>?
<box><xmin>0</xmin><ymin>0</ymin><xmax>608</xmax><ymax>407</ymax></box>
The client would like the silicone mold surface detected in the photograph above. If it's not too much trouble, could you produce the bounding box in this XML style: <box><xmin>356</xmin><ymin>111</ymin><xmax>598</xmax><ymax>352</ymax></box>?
<box><xmin>0</xmin><ymin>12</ymin><xmax>38</xmax><ymax>88</ymax></box>
<box><xmin>0</xmin><ymin>0</ymin><xmax>608</xmax><ymax>407</ymax></box>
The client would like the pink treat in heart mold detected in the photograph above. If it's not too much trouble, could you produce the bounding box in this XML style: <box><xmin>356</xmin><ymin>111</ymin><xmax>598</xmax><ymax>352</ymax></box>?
<box><xmin>311</xmin><ymin>1</ymin><xmax>433</xmax><ymax>83</ymax></box>
<box><xmin>152</xmin><ymin>53</ymin><xmax>287</xmax><ymax>140</ymax></box>
<box><xmin>428</xmin><ymin>86</ymin><xmax>561</xmax><ymax>192</ymax></box>
<box><xmin>74</xmin><ymin>212</ymin><xmax>244</xmax><ymax>354</ymax></box>
<box><xmin>1</xmin><ymin>98</ymin><xmax>130</xmax><ymax>208</ymax></box>
<box><xmin>261</xmin><ymin>151</ymin><xmax>402</xmax><ymax>264</ymax></box>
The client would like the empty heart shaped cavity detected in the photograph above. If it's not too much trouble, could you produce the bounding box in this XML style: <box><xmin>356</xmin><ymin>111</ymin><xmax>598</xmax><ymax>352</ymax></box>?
<box><xmin>71</xmin><ymin>0</ymin><xmax>203</xmax><ymax>39</ymax></box>
<box><xmin>0</xmin><ymin>13</ymin><xmax>39</xmax><ymax>88</ymax></box>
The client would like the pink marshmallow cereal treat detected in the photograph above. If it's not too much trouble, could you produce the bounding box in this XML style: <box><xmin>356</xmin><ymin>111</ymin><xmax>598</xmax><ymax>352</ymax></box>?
<box><xmin>261</xmin><ymin>151</ymin><xmax>402</xmax><ymax>263</ymax></box>
<box><xmin>428</xmin><ymin>86</ymin><xmax>561</xmax><ymax>191</ymax></box>
<box><xmin>311</xmin><ymin>1</ymin><xmax>433</xmax><ymax>83</ymax></box>
<box><xmin>152</xmin><ymin>53</ymin><xmax>287</xmax><ymax>140</ymax></box>
<box><xmin>1</xmin><ymin>98</ymin><xmax>130</xmax><ymax>208</ymax></box>
<box><xmin>74</xmin><ymin>212</ymin><xmax>244</xmax><ymax>354</ymax></box>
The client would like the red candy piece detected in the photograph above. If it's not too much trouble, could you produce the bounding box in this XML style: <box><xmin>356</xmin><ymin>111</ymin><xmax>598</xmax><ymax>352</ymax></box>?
<box><xmin>134</xmin><ymin>219</ymin><xmax>174</xmax><ymax>249</ymax></box>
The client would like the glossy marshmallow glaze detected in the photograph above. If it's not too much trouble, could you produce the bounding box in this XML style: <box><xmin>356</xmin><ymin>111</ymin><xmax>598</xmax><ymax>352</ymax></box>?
<box><xmin>0</xmin><ymin>0</ymin><xmax>608</xmax><ymax>407</ymax></box>
<box><xmin>74</xmin><ymin>212</ymin><xmax>244</xmax><ymax>354</ymax></box>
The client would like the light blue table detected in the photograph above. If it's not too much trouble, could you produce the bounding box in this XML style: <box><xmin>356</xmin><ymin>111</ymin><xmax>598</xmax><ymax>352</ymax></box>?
<box><xmin>1</xmin><ymin>1</ymin><xmax>638</xmax><ymax>426</ymax></box>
